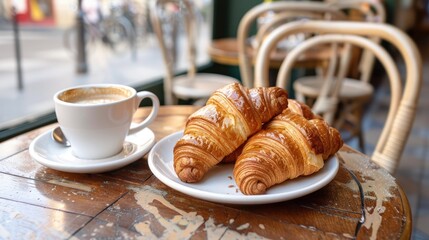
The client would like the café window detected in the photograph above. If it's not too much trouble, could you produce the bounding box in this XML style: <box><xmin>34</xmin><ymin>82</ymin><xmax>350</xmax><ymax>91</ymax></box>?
<box><xmin>0</xmin><ymin>0</ymin><xmax>213</xmax><ymax>140</ymax></box>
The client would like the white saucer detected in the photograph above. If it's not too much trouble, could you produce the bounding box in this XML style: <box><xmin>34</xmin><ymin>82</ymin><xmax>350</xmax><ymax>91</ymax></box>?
<box><xmin>29</xmin><ymin>128</ymin><xmax>155</xmax><ymax>173</ymax></box>
<box><xmin>148</xmin><ymin>131</ymin><xmax>339</xmax><ymax>205</ymax></box>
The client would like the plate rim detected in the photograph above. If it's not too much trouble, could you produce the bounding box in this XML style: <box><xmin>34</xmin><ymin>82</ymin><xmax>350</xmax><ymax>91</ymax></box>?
<box><xmin>29</xmin><ymin>127</ymin><xmax>155</xmax><ymax>173</ymax></box>
<box><xmin>148</xmin><ymin>130</ymin><xmax>339</xmax><ymax>205</ymax></box>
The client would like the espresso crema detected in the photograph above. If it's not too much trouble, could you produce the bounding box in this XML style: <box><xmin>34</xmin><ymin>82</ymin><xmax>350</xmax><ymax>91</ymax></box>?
<box><xmin>59</xmin><ymin>87</ymin><xmax>131</xmax><ymax>104</ymax></box>
<box><xmin>71</xmin><ymin>94</ymin><xmax>126</xmax><ymax>104</ymax></box>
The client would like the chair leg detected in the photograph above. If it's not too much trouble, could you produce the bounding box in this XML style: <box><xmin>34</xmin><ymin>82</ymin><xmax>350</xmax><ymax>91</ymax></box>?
<box><xmin>333</xmin><ymin>100</ymin><xmax>367</xmax><ymax>153</ymax></box>
<box><xmin>193</xmin><ymin>98</ymin><xmax>208</xmax><ymax>106</ymax></box>
<box><xmin>358</xmin><ymin>128</ymin><xmax>365</xmax><ymax>154</ymax></box>
<box><xmin>353</xmin><ymin>104</ymin><xmax>366</xmax><ymax>153</ymax></box>
<box><xmin>295</xmin><ymin>91</ymin><xmax>306</xmax><ymax>103</ymax></box>
<box><xmin>349</xmin><ymin>102</ymin><xmax>366</xmax><ymax>153</ymax></box>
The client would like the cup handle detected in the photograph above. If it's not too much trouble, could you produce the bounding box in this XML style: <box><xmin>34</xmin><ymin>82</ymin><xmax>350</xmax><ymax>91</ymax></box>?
<box><xmin>128</xmin><ymin>91</ymin><xmax>160</xmax><ymax>135</ymax></box>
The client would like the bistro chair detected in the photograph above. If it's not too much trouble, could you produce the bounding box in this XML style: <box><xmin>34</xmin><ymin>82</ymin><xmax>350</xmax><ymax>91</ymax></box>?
<box><xmin>150</xmin><ymin>0</ymin><xmax>238</xmax><ymax>105</ymax></box>
<box><xmin>292</xmin><ymin>0</ymin><xmax>386</xmax><ymax>152</ymax></box>
<box><xmin>237</xmin><ymin>1</ymin><xmax>346</xmax><ymax>88</ymax></box>
<box><xmin>254</xmin><ymin>20</ymin><xmax>422</xmax><ymax>173</ymax></box>
<box><xmin>326</xmin><ymin>0</ymin><xmax>386</xmax><ymax>83</ymax></box>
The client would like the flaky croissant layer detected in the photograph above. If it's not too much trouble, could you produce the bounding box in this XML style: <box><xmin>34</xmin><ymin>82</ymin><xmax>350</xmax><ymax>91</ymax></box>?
<box><xmin>222</xmin><ymin>99</ymin><xmax>322</xmax><ymax>163</ymax></box>
<box><xmin>174</xmin><ymin>83</ymin><xmax>288</xmax><ymax>183</ymax></box>
<box><xmin>234</xmin><ymin>108</ymin><xmax>343</xmax><ymax>195</ymax></box>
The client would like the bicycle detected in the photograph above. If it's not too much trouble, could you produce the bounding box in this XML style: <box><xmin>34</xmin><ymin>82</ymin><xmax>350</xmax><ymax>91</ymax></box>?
<box><xmin>63</xmin><ymin>6</ymin><xmax>136</xmax><ymax>59</ymax></box>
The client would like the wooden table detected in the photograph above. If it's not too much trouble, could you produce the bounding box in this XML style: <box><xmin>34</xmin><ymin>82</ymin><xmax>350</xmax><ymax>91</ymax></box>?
<box><xmin>208</xmin><ymin>38</ymin><xmax>333</xmax><ymax>69</ymax></box>
<box><xmin>0</xmin><ymin>105</ymin><xmax>411</xmax><ymax>239</ymax></box>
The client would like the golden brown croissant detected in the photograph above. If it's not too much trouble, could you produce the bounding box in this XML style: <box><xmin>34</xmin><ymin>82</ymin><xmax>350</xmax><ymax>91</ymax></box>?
<box><xmin>174</xmin><ymin>83</ymin><xmax>288</xmax><ymax>183</ymax></box>
<box><xmin>233</xmin><ymin>108</ymin><xmax>343</xmax><ymax>195</ymax></box>
<box><xmin>287</xmin><ymin>99</ymin><xmax>322</xmax><ymax>120</ymax></box>
<box><xmin>222</xmin><ymin>99</ymin><xmax>321</xmax><ymax>163</ymax></box>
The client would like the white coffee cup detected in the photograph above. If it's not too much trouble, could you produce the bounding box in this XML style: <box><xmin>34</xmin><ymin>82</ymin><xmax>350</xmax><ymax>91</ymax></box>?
<box><xmin>54</xmin><ymin>84</ymin><xmax>160</xmax><ymax>159</ymax></box>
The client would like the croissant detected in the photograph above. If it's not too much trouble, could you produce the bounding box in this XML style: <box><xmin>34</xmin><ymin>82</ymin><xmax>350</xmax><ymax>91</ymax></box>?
<box><xmin>233</xmin><ymin>108</ymin><xmax>343</xmax><ymax>195</ymax></box>
<box><xmin>222</xmin><ymin>99</ymin><xmax>321</xmax><ymax>163</ymax></box>
<box><xmin>287</xmin><ymin>99</ymin><xmax>322</xmax><ymax>120</ymax></box>
<box><xmin>174</xmin><ymin>83</ymin><xmax>289</xmax><ymax>183</ymax></box>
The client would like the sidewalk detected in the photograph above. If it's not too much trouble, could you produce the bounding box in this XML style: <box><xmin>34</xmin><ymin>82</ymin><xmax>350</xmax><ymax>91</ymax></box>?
<box><xmin>0</xmin><ymin>30</ymin><xmax>163</xmax><ymax>129</ymax></box>
<box><xmin>0</xmin><ymin>25</ymin><xmax>210</xmax><ymax>130</ymax></box>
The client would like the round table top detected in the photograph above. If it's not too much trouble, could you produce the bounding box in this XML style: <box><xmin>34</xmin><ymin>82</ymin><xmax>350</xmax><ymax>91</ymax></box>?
<box><xmin>0</xmin><ymin>105</ymin><xmax>411</xmax><ymax>239</ymax></box>
<box><xmin>208</xmin><ymin>38</ymin><xmax>334</xmax><ymax>68</ymax></box>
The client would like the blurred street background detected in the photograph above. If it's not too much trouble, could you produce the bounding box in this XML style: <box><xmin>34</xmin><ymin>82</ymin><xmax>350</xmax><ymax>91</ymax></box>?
<box><xmin>0</xmin><ymin>24</ymin><xmax>163</xmax><ymax>129</ymax></box>
<box><xmin>0</xmin><ymin>0</ymin><xmax>212</xmax><ymax>130</ymax></box>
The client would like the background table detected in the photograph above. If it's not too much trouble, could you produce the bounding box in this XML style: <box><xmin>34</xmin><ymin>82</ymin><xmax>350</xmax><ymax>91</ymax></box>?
<box><xmin>0</xmin><ymin>105</ymin><xmax>411</xmax><ymax>239</ymax></box>
<box><xmin>208</xmin><ymin>38</ymin><xmax>333</xmax><ymax>68</ymax></box>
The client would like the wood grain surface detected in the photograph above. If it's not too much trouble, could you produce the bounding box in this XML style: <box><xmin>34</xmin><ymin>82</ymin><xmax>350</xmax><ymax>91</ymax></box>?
<box><xmin>0</xmin><ymin>105</ymin><xmax>411</xmax><ymax>239</ymax></box>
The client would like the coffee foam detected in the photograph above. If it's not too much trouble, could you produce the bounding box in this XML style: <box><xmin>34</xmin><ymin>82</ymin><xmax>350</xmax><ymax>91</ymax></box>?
<box><xmin>59</xmin><ymin>87</ymin><xmax>131</xmax><ymax>104</ymax></box>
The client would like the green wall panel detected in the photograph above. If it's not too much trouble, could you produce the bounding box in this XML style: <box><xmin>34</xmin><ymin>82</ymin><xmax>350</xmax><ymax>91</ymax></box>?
<box><xmin>210</xmin><ymin>1</ymin><xmax>261</xmax><ymax>82</ymax></box>
<box><xmin>213</xmin><ymin>0</ymin><xmax>260</xmax><ymax>38</ymax></box>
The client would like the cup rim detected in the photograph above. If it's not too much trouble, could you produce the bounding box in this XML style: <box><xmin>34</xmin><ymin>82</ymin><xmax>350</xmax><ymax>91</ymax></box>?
<box><xmin>54</xmin><ymin>84</ymin><xmax>136</xmax><ymax>106</ymax></box>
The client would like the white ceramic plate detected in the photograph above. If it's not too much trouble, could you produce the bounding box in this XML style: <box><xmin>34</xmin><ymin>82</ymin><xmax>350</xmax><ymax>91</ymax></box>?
<box><xmin>148</xmin><ymin>131</ymin><xmax>339</xmax><ymax>205</ymax></box>
<box><xmin>29</xmin><ymin>128</ymin><xmax>155</xmax><ymax>173</ymax></box>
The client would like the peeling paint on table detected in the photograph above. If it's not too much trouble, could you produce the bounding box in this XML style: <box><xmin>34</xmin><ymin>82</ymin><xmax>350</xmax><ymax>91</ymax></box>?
<box><xmin>338</xmin><ymin>151</ymin><xmax>397</xmax><ymax>240</ymax></box>
<box><xmin>130</xmin><ymin>185</ymin><xmax>269</xmax><ymax>239</ymax></box>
